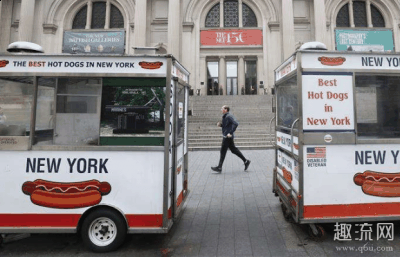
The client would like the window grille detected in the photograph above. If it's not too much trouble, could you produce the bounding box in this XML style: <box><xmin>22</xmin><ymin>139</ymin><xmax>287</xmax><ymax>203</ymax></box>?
<box><xmin>242</xmin><ymin>3</ymin><xmax>257</xmax><ymax>27</ymax></box>
<box><xmin>371</xmin><ymin>5</ymin><xmax>385</xmax><ymax>27</ymax></box>
<box><xmin>72</xmin><ymin>5</ymin><xmax>87</xmax><ymax>29</ymax></box>
<box><xmin>353</xmin><ymin>1</ymin><xmax>367</xmax><ymax>27</ymax></box>
<box><xmin>336</xmin><ymin>4</ymin><xmax>350</xmax><ymax>27</ymax></box>
<box><xmin>224</xmin><ymin>1</ymin><xmax>239</xmax><ymax>27</ymax></box>
<box><xmin>205</xmin><ymin>4</ymin><xmax>220</xmax><ymax>27</ymax></box>
<box><xmin>91</xmin><ymin>2</ymin><xmax>106</xmax><ymax>29</ymax></box>
<box><xmin>110</xmin><ymin>4</ymin><xmax>124</xmax><ymax>28</ymax></box>
<box><xmin>336</xmin><ymin>1</ymin><xmax>385</xmax><ymax>28</ymax></box>
<box><xmin>72</xmin><ymin>1</ymin><xmax>124</xmax><ymax>30</ymax></box>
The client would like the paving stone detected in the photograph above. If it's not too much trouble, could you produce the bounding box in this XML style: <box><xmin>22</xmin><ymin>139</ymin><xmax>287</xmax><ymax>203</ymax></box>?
<box><xmin>235</xmin><ymin>230</ymin><xmax>253</xmax><ymax>255</ymax></box>
<box><xmin>249</xmin><ymin>236</ymin><xmax>270</xmax><ymax>257</ymax></box>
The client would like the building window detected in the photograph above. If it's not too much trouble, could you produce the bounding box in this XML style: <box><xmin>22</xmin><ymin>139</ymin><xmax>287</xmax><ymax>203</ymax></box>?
<box><xmin>205</xmin><ymin>1</ymin><xmax>257</xmax><ymax>28</ymax></box>
<box><xmin>110</xmin><ymin>4</ymin><xmax>124</xmax><ymax>28</ymax></box>
<box><xmin>72</xmin><ymin>1</ymin><xmax>124</xmax><ymax>29</ymax></box>
<box><xmin>72</xmin><ymin>5</ymin><xmax>88</xmax><ymax>29</ymax></box>
<box><xmin>353</xmin><ymin>1</ymin><xmax>367</xmax><ymax>27</ymax></box>
<box><xmin>336</xmin><ymin>1</ymin><xmax>385</xmax><ymax>28</ymax></box>
<box><xmin>226</xmin><ymin>61</ymin><xmax>238</xmax><ymax>95</ymax></box>
<box><xmin>91</xmin><ymin>2</ymin><xmax>107</xmax><ymax>29</ymax></box>
<box><xmin>205</xmin><ymin>4</ymin><xmax>220</xmax><ymax>27</ymax></box>
<box><xmin>224</xmin><ymin>1</ymin><xmax>239</xmax><ymax>27</ymax></box>
<box><xmin>242</xmin><ymin>3</ymin><xmax>257</xmax><ymax>27</ymax></box>
<box><xmin>371</xmin><ymin>5</ymin><xmax>385</xmax><ymax>27</ymax></box>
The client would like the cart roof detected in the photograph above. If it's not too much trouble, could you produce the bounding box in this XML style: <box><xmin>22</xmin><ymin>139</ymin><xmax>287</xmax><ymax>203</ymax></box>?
<box><xmin>275</xmin><ymin>50</ymin><xmax>400</xmax><ymax>83</ymax></box>
<box><xmin>0</xmin><ymin>53</ymin><xmax>190</xmax><ymax>82</ymax></box>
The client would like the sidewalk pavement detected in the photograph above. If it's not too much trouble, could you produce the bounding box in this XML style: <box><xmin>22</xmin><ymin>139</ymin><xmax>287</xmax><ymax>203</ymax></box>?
<box><xmin>164</xmin><ymin>150</ymin><xmax>314</xmax><ymax>256</ymax></box>
<box><xmin>164</xmin><ymin>150</ymin><xmax>400</xmax><ymax>257</ymax></box>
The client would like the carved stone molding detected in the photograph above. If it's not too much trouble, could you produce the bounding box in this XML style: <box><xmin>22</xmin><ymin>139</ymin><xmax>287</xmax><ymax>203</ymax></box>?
<box><xmin>43</xmin><ymin>24</ymin><xmax>58</xmax><ymax>34</ymax></box>
<box><xmin>268</xmin><ymin>21</ymin><xmax>280</xmax><ymax>31</ymax></box>
<box><xmin>183</xmin><ymin>22</ymin><xmax>194</xmax><ymax>32</ymax></box>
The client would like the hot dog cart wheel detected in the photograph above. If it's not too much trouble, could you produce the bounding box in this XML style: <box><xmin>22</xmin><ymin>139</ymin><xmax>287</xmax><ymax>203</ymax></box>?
<box><xmin>81</xmin><ymin>209</ymin><xmax>127</xmax><ymax>252</ymax></box>
<box><xmin>307</xmin><ymin>224</ymin><xmax>326</xmax><ymax>241</ymax></box>
<box><xmin>280</xmin><ymin>203</ymin><xmax>292</xmax><ymax>221</ymax></box>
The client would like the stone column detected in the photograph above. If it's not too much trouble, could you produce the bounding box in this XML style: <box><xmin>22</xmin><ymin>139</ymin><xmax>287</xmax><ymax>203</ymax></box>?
<box><xmin>86</xmin><ymin>1</ymin><xmax>93</xmax><ymax>30</ymax></box>
<box><xmin>349</xmin><ymin>1</ymin><xmax>355</xmax><ymax>27</ymax></box>
<box><xmin>281</xmin><ymin>0</ymin><xmax>295</xmax><ymax>59</ymax></box>
<box><xmin>219</xmin><ymin>56</ymin><xmax>226</xmax><ymax>95</ymax></box>
<box><xmin>366</xmin><ymin>0</ymin><xmax>372</xmax><ymax>27</ymax></box>
<box><xmin>18</xmin><ymin>0</ymin><xmax>36</xmax><ymax>42</ymax></box>
<box><xmin>238</xmin><ymin>56</ymin><xmax>245</xmax><ymax>95</ymax></box>
<box><xmin>200</xmin><ymin>57</ymin><xmax>207</xmax><ymax>95</ymax></box>
<box><xmin>313</xmin><ymin>0</ymin><xmax>326</xmax><ymax>44</ymax></box>
<box><xmin>220</xmin><ymin>0</ymin><xmax>224</xmax><ymax>28</ymax></box>
<box><xmin>105</xmin><ymin>0</ymin><xmax>111</xmax><ymax>29</ymax></box>
<box><xmin>134</xmin><ymin>0</ymin><xmax>147</xmax><ymax>47</ymax></box>
<box><xmin>168</xmin><ymin>0</ymin><xmax>181</xmax><ymax>59</ymax></box>
<box><xmin>238</xmin><ymin>0</ymin><xmax>243</xmax><ymax>27</ymax></box>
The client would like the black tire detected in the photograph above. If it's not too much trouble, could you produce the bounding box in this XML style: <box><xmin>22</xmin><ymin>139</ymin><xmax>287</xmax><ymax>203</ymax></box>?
<box><xmin>81</xmin><ymin>208</ymin><xmax>127</xmax><ymax>253</ymax></box>
<box><xmin>308</xmin><ymin>224</ymin><xmax>326</xmax><ymax>241</ymax></box>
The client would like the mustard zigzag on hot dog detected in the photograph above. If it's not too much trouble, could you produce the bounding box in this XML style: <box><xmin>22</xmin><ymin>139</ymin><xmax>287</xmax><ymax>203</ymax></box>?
<box><xmin>354</xmin><ymin>171</ymin><xmax>400</xmax><ymax>197</ymax></box>
<box><xmin>22</xmin><ymin>179</ymin><xmax>111</xmax><ymax>209</ymax></box>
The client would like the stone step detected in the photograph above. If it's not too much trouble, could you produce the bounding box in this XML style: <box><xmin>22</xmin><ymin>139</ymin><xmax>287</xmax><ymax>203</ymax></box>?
<box><xmin>188</xmin><ymin>95</ymin><xmax>274</xmax><ymax>150</ymax></box>
<box><xmin>188</xmin><ymin>145</ymin><xmax>273</xmax><ymax>150</ymax></box>
<box><xmin>189</xmin><ymin>136</ymin><xmax>272</xmax><ymax>141</ymax></box>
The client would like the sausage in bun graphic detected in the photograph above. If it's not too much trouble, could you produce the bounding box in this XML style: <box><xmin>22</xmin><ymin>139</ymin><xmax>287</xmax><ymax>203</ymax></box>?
<box><xmin>318</xmin><ymin>56</ymin><xmax>346</xmax><ymax>66</ymax></box>
<box><xmin>22</xmin><ymin>179</ymin><xmax>111</xmax><ymax>208</ymax></box>
<box><xmin>0</xmin><ymin>60</ymin><xmax>9</xmax><ymax>68</ymax></box>
<box><xmin>282</xmin><ymin>167</ymin><xmax>293</xmax><ymax>184</ymax></box>
<box><xmin>138</xmin><ymin>61</ymin><xmax>163</xmax><ymax>70</ymax></box>
<box><xmin>354</xmin><ymin>171</ymin><xmax>400</xmax><ymax>197</ymax></box>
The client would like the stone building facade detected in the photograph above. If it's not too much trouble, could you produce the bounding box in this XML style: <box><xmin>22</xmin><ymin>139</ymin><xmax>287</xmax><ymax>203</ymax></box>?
<box><xmin>0</xmin><ymin>0</ymin><xmax>399</xmax><ymax>95</ymax></box>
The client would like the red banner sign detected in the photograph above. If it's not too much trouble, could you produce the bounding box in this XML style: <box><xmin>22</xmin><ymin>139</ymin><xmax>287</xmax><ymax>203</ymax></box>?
<box><xmin>201</xmin><ymin>29</ymin><xmax>262</xmax><ymax>46</ymax></box>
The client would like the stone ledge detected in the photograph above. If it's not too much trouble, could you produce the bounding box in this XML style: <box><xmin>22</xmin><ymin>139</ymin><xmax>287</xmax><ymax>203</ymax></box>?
<box><xmin>43</xmin><ymin>24</ymin><xmax>58</xmax><ymax>34</ymax></box>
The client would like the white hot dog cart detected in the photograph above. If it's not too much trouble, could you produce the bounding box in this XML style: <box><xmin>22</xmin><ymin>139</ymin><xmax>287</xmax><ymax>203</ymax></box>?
<box><xmin>0</xmin><ymin>53</ymin><xmax>190</xmax><ymax>252</ymax></box>
<box><xmin>272</xmin><ymin>47</ymin><xmax>400</xmax><ymax>236</ymax></box>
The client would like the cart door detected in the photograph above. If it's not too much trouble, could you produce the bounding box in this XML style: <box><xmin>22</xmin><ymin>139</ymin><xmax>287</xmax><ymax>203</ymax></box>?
<box><xmin>172</xmin><ymin>81</ymin><xmax>189</xmax><ymax>218</ymax></box>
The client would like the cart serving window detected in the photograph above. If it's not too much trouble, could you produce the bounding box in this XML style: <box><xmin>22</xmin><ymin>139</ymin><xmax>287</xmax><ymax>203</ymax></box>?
<box><xmin>0</xmin><ymin>54</ymin><xmax>190</xmax><ymax>252</ymax></box>
<box><xmin>273</xmin><ymin>49</ymin><xmax>400</xmax><ymax>239</ymax></box>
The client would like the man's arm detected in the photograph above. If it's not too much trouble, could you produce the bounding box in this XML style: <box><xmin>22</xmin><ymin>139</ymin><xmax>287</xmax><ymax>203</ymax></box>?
<box><xmin>227</xmin><ymin>115</ymin><xmax>238</xmax><ymax>134</ymax></box>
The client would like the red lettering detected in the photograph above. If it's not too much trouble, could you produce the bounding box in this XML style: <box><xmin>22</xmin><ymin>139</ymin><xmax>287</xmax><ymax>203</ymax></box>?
<box><xmin>307</xmin><ymin>118</ymin><xmax>327</xmax><ymax>125</ymax></box>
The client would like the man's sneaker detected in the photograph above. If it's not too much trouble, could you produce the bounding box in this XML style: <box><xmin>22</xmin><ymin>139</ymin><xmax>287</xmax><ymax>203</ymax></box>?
<box><xmin>211</xmin><ymin>166</ymin><xmax>222</xmax><ymax>172</ymax></box>
<box><xmin>244</xmin><ymin>160</ymin><xmax>251</xmax><ymax>171</ymax></box>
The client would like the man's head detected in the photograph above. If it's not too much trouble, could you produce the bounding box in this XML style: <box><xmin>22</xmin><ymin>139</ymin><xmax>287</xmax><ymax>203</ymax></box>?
<box><xmin>221</xmin><ymin>105</ymin><xmax>229</xmax><ymax>114</ymax></box>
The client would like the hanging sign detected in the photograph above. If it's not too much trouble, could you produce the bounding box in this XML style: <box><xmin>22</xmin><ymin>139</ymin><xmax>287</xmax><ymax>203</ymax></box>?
<box><xmin>335</xmin><ymin>29</ymin><xmax>394</xmax><ymax>52</ymax></box>
<box><xmin>63</xmin><ymin>30</ymin><xmax>125</xmax><ymax>54</ymax></box>
<box><xmin>201</xmin><ymin>29</ymin><xmax>262</xmax><ymax>46</ymax></box>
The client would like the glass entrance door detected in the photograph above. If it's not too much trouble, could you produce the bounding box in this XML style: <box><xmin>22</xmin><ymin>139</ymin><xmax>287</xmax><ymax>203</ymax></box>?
<box><xmin>226</xmin><ymin>61</ymin><xmax>238</xmax><ymax>95</ymax></box>
<box><xmin>226</xmin><ymin>78</ymin><xmax>238</xmax><ymax>95</ymax></box>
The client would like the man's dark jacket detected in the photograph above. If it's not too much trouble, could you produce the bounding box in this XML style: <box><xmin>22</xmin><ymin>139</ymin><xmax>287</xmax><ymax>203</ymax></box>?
<box><xmin>221</xmin><ymin>112</ymin><xmax>239</xmax><ymax>138</ymax></box>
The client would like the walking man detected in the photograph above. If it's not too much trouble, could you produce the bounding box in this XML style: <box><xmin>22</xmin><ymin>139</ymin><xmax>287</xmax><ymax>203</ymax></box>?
<box><xmin>211</xmin><ymin>105</ymin><xmax>251</xmax><ymax>172</ymax></box>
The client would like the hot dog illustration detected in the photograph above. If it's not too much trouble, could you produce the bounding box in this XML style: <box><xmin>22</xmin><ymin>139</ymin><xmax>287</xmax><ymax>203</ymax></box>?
<box><xmin>139</xmin><ymin>61</ymin><xmax>163</xmax><ymax>69</ymax></box>
<box><xmin>0</xmin><ymin>60</ymin><xmax>9</xmax><ymax>68</ymax></box>
<box><xmin>22</xmin><ymin>179</ymin><xmax>111</xmax><ymax>208</ymax></box>
<box><xmin>282</xmin><ymin>167</ymin><xmax>292</xmax><ymax>184</ymax></box>
<box><xmin>318</xmin><ymin>56</ymin><xmax>346</xmax><ymax>66</ymax></box>
<box><xmin>354</xmin><ymin>171</ymin><xmax>400</xmax><ymax>197</ymax></box>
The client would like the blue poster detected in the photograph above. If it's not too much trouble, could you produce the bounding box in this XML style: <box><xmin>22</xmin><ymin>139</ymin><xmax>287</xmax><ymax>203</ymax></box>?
<box><xmin>335</xmin><ymin>29</ymin><xmax>394</xmax><ymax>52</ymax></box>
<box><xmin>63</xmin><ymin>30</ymin><xmax>125</xmax><ymax>54</ymax></box>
